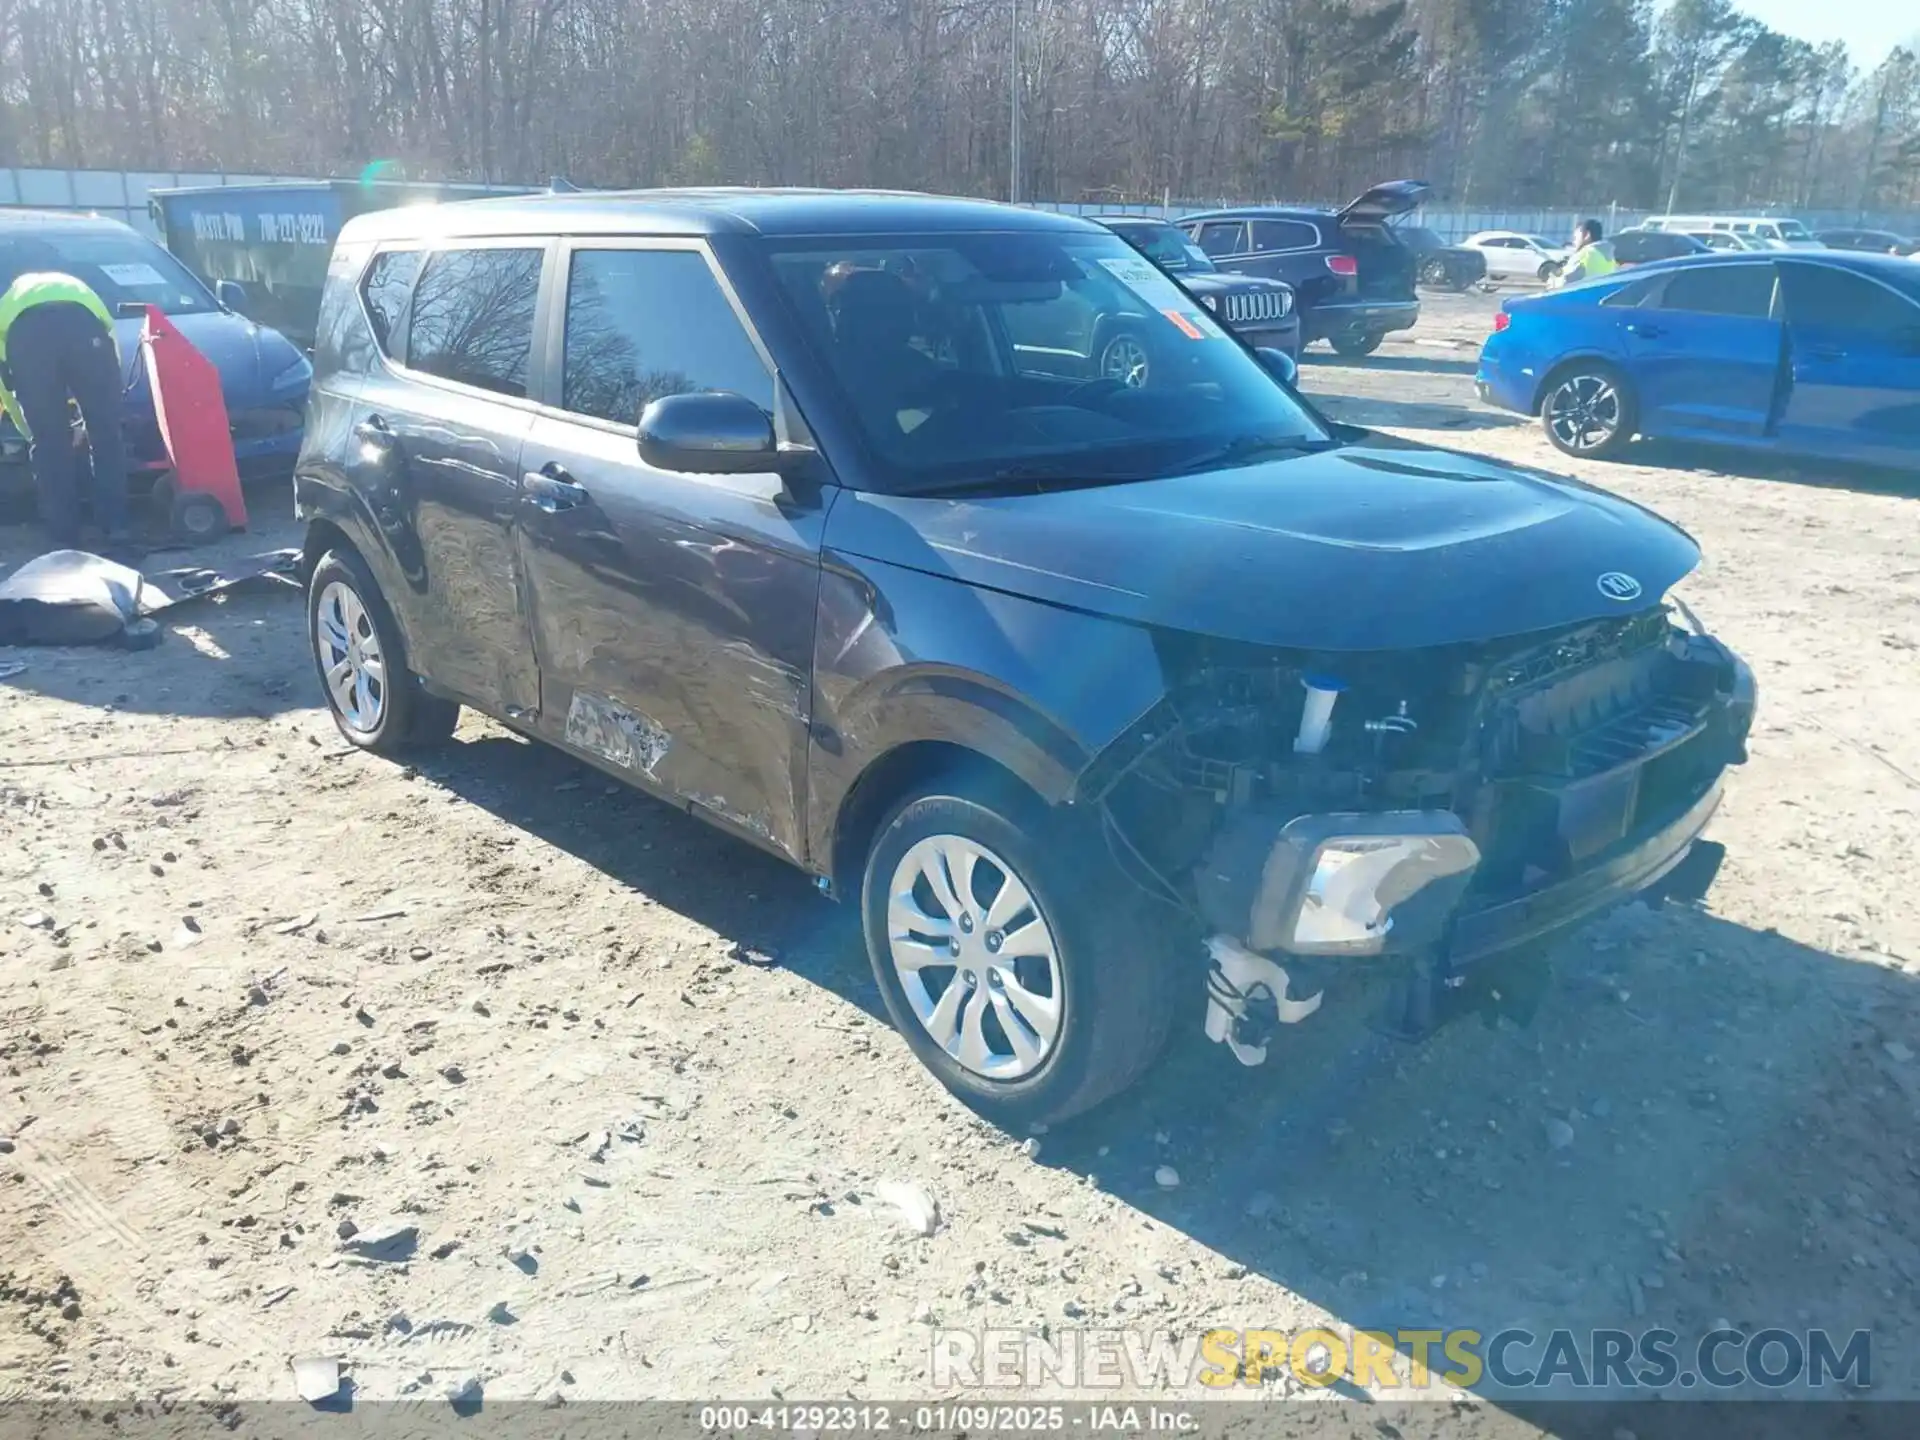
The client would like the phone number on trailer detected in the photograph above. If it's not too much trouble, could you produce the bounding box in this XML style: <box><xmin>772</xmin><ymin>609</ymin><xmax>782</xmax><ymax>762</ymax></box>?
<box><xmin>704</xmin><ymin>1408</ymin><xmax>1058</xmax><ymax>1433</ymax></box>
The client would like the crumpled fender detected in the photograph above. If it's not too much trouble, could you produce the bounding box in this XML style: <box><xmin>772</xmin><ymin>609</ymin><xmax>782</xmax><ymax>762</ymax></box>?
<box><xmin>806</xmin><ymin>553</ymin><xmax>1167</xmax><ymax>871</ymax></box>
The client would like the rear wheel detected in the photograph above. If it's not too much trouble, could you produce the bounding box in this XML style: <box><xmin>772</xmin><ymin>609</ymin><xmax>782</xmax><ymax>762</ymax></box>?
<box><xmin>861</xmin><ymin>779</ymin><xmax>1177</xmax><ymax>1126</ymax></box>
<box><xmin>1418</xmin><ymin>257</ymin><xmax>1450</xmax><ymax>288</ymax></box>
<box><xmin>308</xmin><ymin>547</ymin><xmax>459</xmax><ymax>753</ymax></box>
<box><xmin>1329</xmin><ymin>330</ymin><xmax>1385</xmax><ymax>357</ymax></box>
<box><xmin>1541</xmin><ymin>362</ymin><xmax>1637</xmax><ymax>459</ymax></box>
<box><xmin>1096</xmin><ymin>331</ymin><xmax>1151</xmax><ymax>389</ymax></box>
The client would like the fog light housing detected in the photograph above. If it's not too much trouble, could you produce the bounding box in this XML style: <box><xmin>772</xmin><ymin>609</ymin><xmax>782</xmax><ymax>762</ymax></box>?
<box><xmin>1232</xmin><ymin>812</ymin><xmax>1480</xmax><ymax>957</ymax></box>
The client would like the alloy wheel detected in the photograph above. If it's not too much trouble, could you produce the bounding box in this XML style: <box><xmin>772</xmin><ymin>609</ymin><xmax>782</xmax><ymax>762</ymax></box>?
<box><xmin>885</xmin><ymin>834</ymin><xmax>1064</xmax><ymax>1080</ymax></box>
<box><xmin>315</xmin><ymin>580</ymin><xmax>386</xmax><ymax>733</ymax></box>
<box><xmin>1099</xmin><ymin>335</ymin><xmax>1150</xmax><ymax>389</ymax></box>
<box><xmin>1545</xmin><ymin>373</ymin><xmax>1623</xmax><ymax>452</ymax></box>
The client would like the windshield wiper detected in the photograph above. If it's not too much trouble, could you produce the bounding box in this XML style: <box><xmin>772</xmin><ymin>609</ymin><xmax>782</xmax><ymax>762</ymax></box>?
<box><xmin>911</xmin><ymin>458</ymin><xmax>1163</xmax><ymax>497</ymax></box>
<box><xmin>1170</xmin><ymin>432</ymin><xmax>1337</xmax><ymax>474</ymax></box>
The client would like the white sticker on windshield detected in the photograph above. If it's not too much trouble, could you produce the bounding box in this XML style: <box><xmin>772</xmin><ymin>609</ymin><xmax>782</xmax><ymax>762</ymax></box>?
<box><xmin>1095</xmin><ymin>256</ymin><xmax>1225</xmax><ymax>340</ymax></box>
<box><xmin>100</xmin><ymin>262</ymin><xmax>167</xmax><ymax>288</ymax></box>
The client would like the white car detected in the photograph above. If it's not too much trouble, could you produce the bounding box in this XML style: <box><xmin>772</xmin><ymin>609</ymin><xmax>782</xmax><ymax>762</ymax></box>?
<box><xmin>1462</xmin><ymin>231</ymin><xmax>1570</xmax><ymax>281</ymax></box>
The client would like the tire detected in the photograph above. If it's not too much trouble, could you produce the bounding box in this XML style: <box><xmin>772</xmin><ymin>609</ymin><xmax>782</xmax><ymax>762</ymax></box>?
<box><xmin>1418</xmin><ymin>258</ymin><xmax>1449</xmax><ymax>288</ymax></box>
<box><xmin>1329</xmin><ymin>330</ymin><xmax>1385</xmax><ymax>357</ymax></box>
<box><xmin>308</xmin><ymin>546</ymin><xmax>459</xmax><ymax>753</ymax></box>
<box><xmin>1096</xmin><ymin>330</ymin><xmax>1151</xmax><ymax>389</ymax></box>
<box><xmin>861</xmin><ymin>779</ymin><xmax>1178</xmax><ymax>1127</ymax></box>
<box><xmin>1540</xmin><ymin>361</ymin><xmax>1638</xmax><ymax>460</ymax></box>
<box><xmin>1536</xmin><ymin>261</ymin><xmax>1556</xmax><ymax>282</ymax></box>
<box><xmin>169</xmin><ymin>490</ymin><xmax>229</xmax><ymax>545</ymax></box>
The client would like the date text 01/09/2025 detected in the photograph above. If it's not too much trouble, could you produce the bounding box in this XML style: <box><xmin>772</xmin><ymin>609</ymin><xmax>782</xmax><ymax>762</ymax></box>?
<box><xmin>697</xmin><ymin>1405</ymin><xmax>1200</xmax><ymax>1433</ymax></box>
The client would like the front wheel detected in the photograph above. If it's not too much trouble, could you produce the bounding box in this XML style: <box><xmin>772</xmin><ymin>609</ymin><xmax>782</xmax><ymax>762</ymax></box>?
<box><xmin>1329</xmin><ymin>330</ymin><xmax>1385</xmax><ymax>357</ymax></box>
<box><xmin>1419</xmin><ymin>258</ymin><xmax>1450</xmax><ymax>288</ymax></box>
<box><xmin>861</xmin><ymin>781</ymin><xmax>1176</xmax><ymax>1126</ymax></box>
<box><xmin>1541</xmin><ymin>364</ymin><xmax>1638</xmax><ymax>459</ymax></box>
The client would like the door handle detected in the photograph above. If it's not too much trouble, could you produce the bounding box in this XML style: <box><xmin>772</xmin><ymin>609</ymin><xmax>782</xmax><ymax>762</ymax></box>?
<box><xmin>353</xmin><ymin>415</ymin><xmax>392</xmax><ymax>446</ymax></box>
<box><xmin>1625</xmin><ymin>322</ymin><xmax>1664</xmax><ymax>339</ymax></box>
<box><xmin>522</xmin><ymin>465</ymin><xmax>589</xmax><ymax>514</ymax></box>
<box><xmin>1806</xmin><ymin>344</ymin><xmax>1844</xmax><ymax>363</ymax></box>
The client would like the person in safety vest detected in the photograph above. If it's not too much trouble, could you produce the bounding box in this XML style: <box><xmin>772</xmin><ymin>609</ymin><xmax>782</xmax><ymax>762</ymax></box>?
<box><xmin>1552</xmin><ymin>218</ymin><xmax>1619</xmax><ymax>289</ymax></box>
<box><xmin>0</xmin><ymin>272</ymin><xmax>131</xmax><ymax>549</ymax></box>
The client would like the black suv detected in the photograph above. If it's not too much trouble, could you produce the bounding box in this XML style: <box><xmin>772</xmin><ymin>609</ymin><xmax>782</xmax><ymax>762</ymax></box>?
<box><xmin>1394</xmin><ymin>224</ymin><xmax>1490</xmax><ymax>291</ymax></box>
<box><xmin>297</xmin><ymin>189</ymin><xmax>1754</xmax><ymax>1125</ymax></box>
<box><xmin>1816</xmin><ymin>228</ymin><xmax>1917</xmax><ymax>257</ymax></box>
<box><xmin>1178</xmin><ymin>181</ymin><xmax>1431</xmax><ymax>355</ymax></box>
<box><xmin>1093</xmin><ymin>216</ymin><xmax>1301</xmax><ymax>360</ymax></box>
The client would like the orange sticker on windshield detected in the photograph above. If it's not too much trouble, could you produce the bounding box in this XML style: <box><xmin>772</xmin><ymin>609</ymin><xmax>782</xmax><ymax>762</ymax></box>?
<box><xmin>1161</xmin><ymin>308</ymin><xmax>1206</xmax><ymax>339</ymax></box>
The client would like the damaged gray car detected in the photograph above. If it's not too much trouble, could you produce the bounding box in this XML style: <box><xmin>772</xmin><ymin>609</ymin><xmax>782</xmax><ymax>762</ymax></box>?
<box><xmin>295</xmin><ymin>190</ymin><xmax>1757</xmax><ymax>1124</ymax></box>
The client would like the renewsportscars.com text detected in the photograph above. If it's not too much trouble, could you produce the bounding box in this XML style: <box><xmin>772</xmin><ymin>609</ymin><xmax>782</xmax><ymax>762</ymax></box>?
<box><xmin>931</xmin><ymin>1326</ymin><xmax>1872</xmax><ymax>1392</ymax></box>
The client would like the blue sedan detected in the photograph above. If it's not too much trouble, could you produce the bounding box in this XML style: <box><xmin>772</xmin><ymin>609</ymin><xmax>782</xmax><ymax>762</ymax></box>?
<box><xmin>1477</xmin><ymin>252</ymin><xmax>1920</xmax><ymax>471</ymax></box>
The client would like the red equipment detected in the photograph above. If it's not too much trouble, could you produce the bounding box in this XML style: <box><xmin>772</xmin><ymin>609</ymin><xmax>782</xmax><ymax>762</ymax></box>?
<box><xmin>137</xmin><ymin>303</ymin><xmax>246</xmax><ymax>541</ymax></box>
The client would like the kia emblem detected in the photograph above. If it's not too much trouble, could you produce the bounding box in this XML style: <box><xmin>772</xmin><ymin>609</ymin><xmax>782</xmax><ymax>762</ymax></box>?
<box><xmin>1597</xmin><ymin>572</ymin><xmax>1643</xmax><ymax>602</ymax></box>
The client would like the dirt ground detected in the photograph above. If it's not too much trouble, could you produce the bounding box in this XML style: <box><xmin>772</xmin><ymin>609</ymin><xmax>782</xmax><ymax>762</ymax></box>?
<box><xmin>2</xmin><ymin>285</ymin><xmax>1917</xmax><ymax>1421</ymax></box>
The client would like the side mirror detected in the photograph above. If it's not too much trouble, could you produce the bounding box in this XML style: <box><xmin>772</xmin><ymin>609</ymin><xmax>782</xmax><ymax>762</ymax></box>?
<box><xmin>1256</xmin><ymin>347</ymin><xmax>1298</xmax><ymax>387</ymax></box>
<box><xmin>637</xmin><ymin>391</ymin><xmax>781</xmax><ymax>475</ymax></box>
<box><xmin>215</xmin><ymin>279</ymin><xmax>249</xmax><ymax>313</ymax></box>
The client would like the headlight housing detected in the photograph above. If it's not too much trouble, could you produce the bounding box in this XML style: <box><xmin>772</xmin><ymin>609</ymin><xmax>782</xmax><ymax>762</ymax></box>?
<box><xmin>1243</xmin><ymin>812</ymin><xmax>1482</xmax><ymax>956</ymax></box>
<box><xmin>270</xmin><ymin>353</ymin><xmax>313</xmax><ymax>393</ymax></box>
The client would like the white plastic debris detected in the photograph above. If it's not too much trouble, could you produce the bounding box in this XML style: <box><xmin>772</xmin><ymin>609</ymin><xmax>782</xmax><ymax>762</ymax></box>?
<box><xmin>1204</xmin><ymin>936</ymin><xmax>1323</xmax><ymax>1065</ymax></box>
<box><xmin>292</xmin><ymin>1356</ymin><xmax>340</xmax><ymax>1403</ymax></box>
<box><xmin>1154</xmin><ymin>1166</ymin><xmax>1181</xmax><ymax>1189</ymax></box>
<box><xmin>876</xmin><ymin>1181</ymin><xmax>940</xmax><ymax>1237</ymax></box>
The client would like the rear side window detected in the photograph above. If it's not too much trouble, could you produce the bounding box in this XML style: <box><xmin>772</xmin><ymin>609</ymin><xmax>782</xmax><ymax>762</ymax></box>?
<box><xmin>1249</xmin><ymin>219</ymin><xmax>1319</xmax><ymax>252</ymax></box>
<box><xmin>1780</xmin><ymin>264</ymin><xmax>1920</xmax><ymax>335</ymax></box>
<box><xmin>316</xmin><ymin>241</ymin><xmax>380</xmax><ymax>377</ymax></box>
<box><xmin>406</xmin><ymin>247</ymin><xmax>543</xmax><ymax>397</ymax></box>
<box><xmin>560</xmin><ymin>248</ymin><xmax>774</xmax><ymax>425</ymax></box>
<box><xmin>1194</xmin><ymin>222</ymin><xmax>1248</xmax><ymax>257</ymax></box>
<box><xmin>360</xmin><ymin>249</ymin><xmax>421</xmax><ymax>360</ymax></box>
<box><xmin>1658</xmin><ymin>265</ymin><xmax>1776</xmax><ymax>318</ymax></box>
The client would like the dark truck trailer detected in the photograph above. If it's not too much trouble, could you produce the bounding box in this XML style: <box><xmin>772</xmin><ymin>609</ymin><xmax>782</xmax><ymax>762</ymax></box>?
<box><xmin>150</xmin><ymin>180</ymin><xmax>532</xmax><ymax>349</ymax></box>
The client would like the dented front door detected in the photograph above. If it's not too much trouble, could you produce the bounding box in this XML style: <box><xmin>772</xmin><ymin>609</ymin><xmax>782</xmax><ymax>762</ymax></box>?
<box><xmin>513</xmin><ymin>239</ymin><xmax>829</xmax><ymax>860</ymax></box>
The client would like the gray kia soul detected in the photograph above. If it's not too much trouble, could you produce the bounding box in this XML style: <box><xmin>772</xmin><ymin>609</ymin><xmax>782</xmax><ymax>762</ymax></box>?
<box><xmin>297</xmin><ymin>189</ymin><xmax>1754</xmax><ymax>1125</ymax></box>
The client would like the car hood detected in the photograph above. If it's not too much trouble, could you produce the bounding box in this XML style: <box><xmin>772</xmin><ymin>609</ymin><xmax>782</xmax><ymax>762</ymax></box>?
<box><xmin>1178</xmin><ymin>272</ymin><xmax>1293</xmax><ymax>298</ymax></box>
<box><xmin>826</xmin><ymin>435</ymin><xmax>1700</xmax><ymax>653</ymax></box>
<box><xmin>110</xmin><ymin>311</ymin><xmax>305</xmax><ymax>409</ymax></box>
<box><xmin>1337</xmin><ymin>180</ymin><xmax>1433</xmax><ymax>225</ymax></box>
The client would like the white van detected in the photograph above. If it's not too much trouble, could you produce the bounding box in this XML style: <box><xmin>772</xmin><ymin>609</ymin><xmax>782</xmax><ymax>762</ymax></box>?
<box><xmin>1641</xmin><ymin>215</ymin><xmax>1824</xmax><ymax>249</ymax></box>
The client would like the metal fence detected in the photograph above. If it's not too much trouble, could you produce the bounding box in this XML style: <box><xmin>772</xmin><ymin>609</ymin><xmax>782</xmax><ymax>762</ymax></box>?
<box><xmin>8</xmin><ymin>167</ymin><xmax>1916</xmax><ymax>244</ymax></box>
<box><xmin>1033</xmin><ymin>198</ymin><xmax>1920</xmax><ymax>240</ymax></box>
<box><xmin>2</xmin><ymin>167</ymin><xmax>317</xmax><ymax>237</ymax></box>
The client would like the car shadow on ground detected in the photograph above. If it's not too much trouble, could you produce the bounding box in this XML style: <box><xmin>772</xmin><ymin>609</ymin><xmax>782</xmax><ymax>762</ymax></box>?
<box><xmin>416</xmin><ymin>729</ymin><xmax>1918</xmax><ymax>1404</ymax></box>
<box><xmin>1616</xmin><ymin>439</ymin><xmax>1918</xmax><ymax>500</ymax></box>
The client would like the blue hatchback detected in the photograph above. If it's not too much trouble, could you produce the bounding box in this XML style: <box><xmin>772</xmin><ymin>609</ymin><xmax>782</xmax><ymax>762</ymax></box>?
<box><xmin>1477</xmin><ymin>252</ymin><xmax>1920</xmax><ymax>472</ymax></box>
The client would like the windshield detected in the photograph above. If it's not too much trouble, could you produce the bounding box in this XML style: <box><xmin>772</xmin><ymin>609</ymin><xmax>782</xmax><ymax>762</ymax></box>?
<box><xmin>0</xmin><ymin>229</ymin><xmax>217</xmax><ymax>316</ymax></box>
<box><xmin>767</xmin><ymin>231</ymin><xmax>1328</xmax><ymax>494</ymax></box>
<box><xmin>1106</xmin><ymin>222</ymin><xmax>1213</xmax><ymax>274</ymax></box>
<box><xmin>1526</xmin><ymin>235</ymin><xmax>1558</xmax><ymax>251</ymax></box>
<box><xmin>1774</xmin><ymin>220</ymin><xmax>1813</xmax><ymax>241</ymax></box>
<box><xmin>1398</xmin><ymin>226</ymin><xmax>1446</xmax><ymax>249</ymax></box>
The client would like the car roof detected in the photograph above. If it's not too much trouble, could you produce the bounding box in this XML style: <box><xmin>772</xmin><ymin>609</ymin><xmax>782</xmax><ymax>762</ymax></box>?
<box><xmin>1178</xmin><ymin>206</ymin><xmax>1335</xmax><ymax>222</ymax></box>
<box><xmin>338</xmin><ymin>188</ymin><xmax>1098</xmax><ymax>243</ymax></box>
<box><xmin>0</xmin><ymin>208</ymin><xmax>142</xmax><ymax>238</ymax></box>
<box><xmin>1608</xmin><ymin>250</ymin><xmax>1920</xmax><ymax>284</ymax></box>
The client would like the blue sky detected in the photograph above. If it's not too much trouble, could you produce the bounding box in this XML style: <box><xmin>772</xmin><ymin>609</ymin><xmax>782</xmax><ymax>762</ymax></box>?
<box><xmin>1738</xmin><ymin>0</ymin><xmax>1916</xmax><ymax>66</ymax></box>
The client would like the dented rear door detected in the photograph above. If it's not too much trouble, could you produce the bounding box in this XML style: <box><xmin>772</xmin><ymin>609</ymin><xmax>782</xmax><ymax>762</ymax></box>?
<box><xmin>514</xmin><ymin>238</ymin><xmax>830</xmax><ymax>860</ymax></box>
